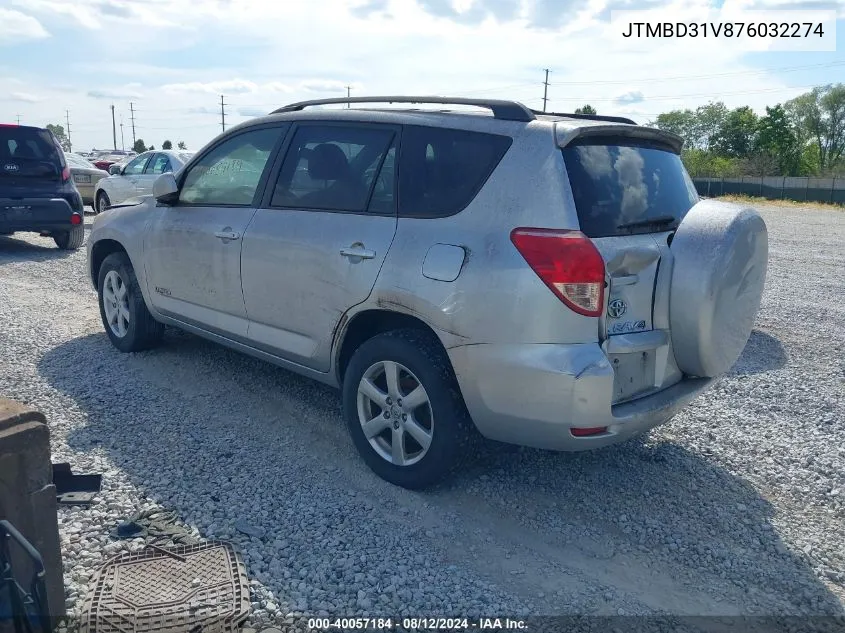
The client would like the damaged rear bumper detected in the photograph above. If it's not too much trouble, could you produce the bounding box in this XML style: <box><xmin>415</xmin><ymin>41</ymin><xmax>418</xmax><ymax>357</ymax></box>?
<box><xmin>448</xmin><ymin>342</ymin><xmax>714</xmax><ymax>451</ymax></box>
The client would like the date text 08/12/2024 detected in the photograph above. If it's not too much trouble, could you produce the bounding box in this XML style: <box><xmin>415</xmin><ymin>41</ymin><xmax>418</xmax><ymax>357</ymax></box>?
<box><xmin>308</xmin><ymin>617</ymin><xmax>527</xmax><ymax>630</ymax></box>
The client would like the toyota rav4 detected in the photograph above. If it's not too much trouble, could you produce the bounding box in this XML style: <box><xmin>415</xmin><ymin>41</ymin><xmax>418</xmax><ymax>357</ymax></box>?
<box><xmin>86</xmin><ymin>96</ymin><xmax>768</xmax><ymax>489</ymax></box>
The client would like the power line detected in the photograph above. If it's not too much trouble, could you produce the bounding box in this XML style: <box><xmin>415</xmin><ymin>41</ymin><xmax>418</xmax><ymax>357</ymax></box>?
<box><xmin>110</xmin><ymin>104</ymin><xmax>117</xmax><ymax>151</ymax></box>
<box><xmin>65</xmin><ymin>110</ymin><xmax>72</xmax><ymax>151</ymax></box>
<box><xmin>548</xmin><ymin>60</ymin><xmax>845</xmax><ymax>86</ymax></box>
<box><xmin>542</xmin><ymin>69</ymin><xmax>551</xmax><ymax>113</ymax></box>
<box><xmin>545</xmin><ymin>84</ymin><xmax>817</xmax><ymax>103</ymax></box>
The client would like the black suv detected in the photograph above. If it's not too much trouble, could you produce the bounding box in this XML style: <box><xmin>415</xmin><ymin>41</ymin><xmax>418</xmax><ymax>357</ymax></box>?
<box><xmin>0</xmin><ymin>124</ymin><xmax>85</xmax><ymax>250</ymax></box>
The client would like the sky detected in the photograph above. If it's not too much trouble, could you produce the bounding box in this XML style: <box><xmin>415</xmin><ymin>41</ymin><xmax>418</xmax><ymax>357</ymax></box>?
<box><xmin>1</xmin><ymin>0</ymin><xmax>843</xmax><ymax>152</ymax></box>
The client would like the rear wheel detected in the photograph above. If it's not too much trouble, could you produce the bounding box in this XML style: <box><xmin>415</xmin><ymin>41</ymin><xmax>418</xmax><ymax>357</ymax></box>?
<box><xmin>342</xmin><ymin>329</ymin><xmax>473</xmax><ymax>489</ymax></box>
<box><xmin>97</xmin><ymin>252</ymin><xmax>163</xmax><ymax>352</ymax></box>
<box><xmin>53</xmin><ymin>224</ymin><xmax>84</xmax><ymax>250</ymax></box>
<box><xmin>95</xmin><ymin>191</ymin><xmax>110</xmax><ymax>215</ymax></box>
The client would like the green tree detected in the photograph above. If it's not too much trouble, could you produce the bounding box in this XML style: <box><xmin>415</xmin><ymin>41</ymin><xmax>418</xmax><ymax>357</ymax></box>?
<box><xmin>786</xmin><ymin>84</ymin><xmax>845</xmax><ymax>173</ymax></box>
<box><xmin>177</xmin><ymin>141</ymin><xmax>187</xmax><ymax>150</ymax></box>
<box><xmin>712</xmin><ymin>106</ymin><xmax>758</xmax><ymax>158</ymax></box>
<box><xmin>133</xmin><ymin>139</ymin><xmax>147</xmax><ymax>153</ymax></box>
<box><xmin>149</xmin><ymin>145</ymin><xmax>155</xmax><ymax>150</ymax></box>
<box><xmin>754</xmin><ymin>104</ymin><xmax>800</xmax><ymax>175</ymax></box>
<box><xmin>46</xmin><ymin>124</ymin><xmax>71</xmax><ymax>152</ymax></box>
<box><xmin>691</xmin><ymin>102</ymin><xmax>728</xmax><ymax>150</ymax></box>
<box><xmin>653</xmin><ymin>109</ymin><xmax>697</xmax><ymax>149</ymax></box>
<box><xmin>574</xmin><ymin>105</ymin><xmax>597</xmax><ymax>115</ymax></box>
<box><xmin>162</xmin><ymin>140</ymin><xmax>172</xmax><ymax>150</ymax></box>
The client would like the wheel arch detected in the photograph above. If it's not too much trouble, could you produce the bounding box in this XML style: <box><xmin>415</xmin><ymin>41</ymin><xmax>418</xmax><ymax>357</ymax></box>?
<box><xmin>334</xmin><ymin>309</ymin><xmax>455</xmax><ymax>386</ymax></box>
<box><xmin>90</xmin><ymin>239</ymin><xmax>128</xmax><ymax>290</ymax></box>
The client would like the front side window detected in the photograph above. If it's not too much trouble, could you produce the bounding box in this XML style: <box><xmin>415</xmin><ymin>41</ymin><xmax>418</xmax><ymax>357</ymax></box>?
<box><xmin>271</xmin><ymin>125</ymin><xmax>395</xmax><ymax>213</ymax></box>
<box><xmin>179</xmin><ymin>127</ymin><xmax>284</xmax><ymax>206</ymax></box>
<box><xmin>122</xmin><ymin>154</ymin><xmax>150</xmax><ymax>176</ymax></box>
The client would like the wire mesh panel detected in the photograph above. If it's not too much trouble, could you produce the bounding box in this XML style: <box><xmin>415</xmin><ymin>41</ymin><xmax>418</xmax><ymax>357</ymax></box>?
<box><xmin>79</xmin><ymin>542</ymin><xmax>250</xmax><ymax>633</ymax></box>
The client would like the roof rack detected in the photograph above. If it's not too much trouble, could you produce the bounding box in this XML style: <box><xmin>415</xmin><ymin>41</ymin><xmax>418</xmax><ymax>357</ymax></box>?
<box><xmin>532</xmin><ymin>110</ymin><xmax>637</xmax><ymax>125</ymax></box>
<box><xmin>272</xmin><ymin>96</ymin><xmax>536</xmax><ymax>123</ymax></box>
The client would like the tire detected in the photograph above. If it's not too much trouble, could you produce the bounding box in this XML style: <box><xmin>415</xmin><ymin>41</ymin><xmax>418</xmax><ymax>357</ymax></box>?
<box><xmin>53</xmin><ymin>224</ymin><xmax>84</xmax><ymax>250</ymax></box>
<box><xmin>97</xmin><ymin>252</ymin><xmax>164</xmax><ymax>352</ymax></box>
<box><xmin>342</xmin><ymin>328</ymin><xmax>473</xmax><ymax>489</ymax></box>
<box><xmin>95</xmin><ymin>191</ymin><xmax>110</xmax><ymax>215</ymax></box>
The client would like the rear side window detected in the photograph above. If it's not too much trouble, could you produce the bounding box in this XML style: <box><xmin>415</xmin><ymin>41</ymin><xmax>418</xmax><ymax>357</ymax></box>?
<box><xmin>0</xmin><ymin>126</ymin><xmax>62</xmax><ymax>179</ymax></box>
<box><xmin>562</xmin><ymin>140</ymin><xmax>698</xmax><ymax>238</ymax></box>
<box><xmin>398</xmin><ymin>126</ymin><xmax>512</xmax><ymax>218</ymax></box>
<box><xmin>271</xmin><ymin>125</ymin><xmax>395</xmax><ymax>213</ymax></box>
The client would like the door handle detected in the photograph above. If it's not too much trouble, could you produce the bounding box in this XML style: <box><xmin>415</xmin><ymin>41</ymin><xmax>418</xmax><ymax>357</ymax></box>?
<box><xmin>214</xmin><ymin>230</ymin><xmax>241</xmax><ymax>241</ymax></box>
<box><xmin>340</xmin><ymin>245</ymin><xmax>376</xmax><ymax>260</ymax></box>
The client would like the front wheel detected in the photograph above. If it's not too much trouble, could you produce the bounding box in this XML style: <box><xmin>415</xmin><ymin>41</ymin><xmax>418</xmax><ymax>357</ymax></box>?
<box><xmin>95</xmin><ymin>191</ymin><xmax>110</xmax><ymax>215</ymax></box>
<box><xmin>54</xmin><ymin>224</ymin><xmax>84</xmax><ymax>250</ymax></box>
<box><xmin>97</xmin><ymin>252</ymin><xmax>164</xmax><ymax>352</ymax></box>
<box><xmin>342</xmin><ymin>329</ymin><xmax>473</xmax><ymax>489</ymax></box>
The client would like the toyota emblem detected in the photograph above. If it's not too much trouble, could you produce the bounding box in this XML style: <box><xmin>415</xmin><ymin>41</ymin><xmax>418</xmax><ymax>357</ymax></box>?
<box><xmin>607</xmin><ymin>298</ymin><xmax>627</xmax><ymax>319</ymax></box>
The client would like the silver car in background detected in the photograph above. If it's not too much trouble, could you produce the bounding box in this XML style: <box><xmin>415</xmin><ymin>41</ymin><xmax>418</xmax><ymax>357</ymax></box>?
<box><xmin>64</xmin><ymin>152</ymin><xmax>108</xmax><ymax>206</ymax></box>
<box><xmin>86</xmin><ymin>96</ymin><xmax>768</xmax><ymax>489</ymax></box>
<box><xmin>94</xmin><ymin>150</ymin><xmax>193</xmax><ymax>214</ymax></box>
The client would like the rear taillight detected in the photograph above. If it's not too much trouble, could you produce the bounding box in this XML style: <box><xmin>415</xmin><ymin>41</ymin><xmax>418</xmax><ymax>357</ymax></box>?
<box><xmin>70</xmin><ymin>213</ymin><xmax>82</xmax><ymax>225</ymax></box>
<box><xmin>571</xmin><ymin>426</ymin><xmax>608</xmax><ymax>437</ymax></box>
<box><xmin>61</xmin><ymin>165</ymin><xmax>71</xmax><ymax>182</ymax></box>
<box><xmin>510</xmin><ymin>228</ymin><xmax>606</xmax><ymax>317</ymax></box>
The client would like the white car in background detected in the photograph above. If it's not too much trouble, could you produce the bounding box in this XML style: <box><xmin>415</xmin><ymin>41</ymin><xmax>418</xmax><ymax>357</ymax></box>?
<box><xmin>94</xmin><ymin>150</ymin><xmax>193</xmax><ymax>214</ymax></box>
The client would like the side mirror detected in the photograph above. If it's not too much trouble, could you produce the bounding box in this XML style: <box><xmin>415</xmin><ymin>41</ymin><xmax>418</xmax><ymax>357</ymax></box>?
<box><xmin>153</xmin><ymin>173</ymin><xmax>179</xmax><ymax>204</ymax></box>
<box><xmin>108</xmin><ymin>164</ymin><xmax>121</xmax><ymax>175</ymax></box>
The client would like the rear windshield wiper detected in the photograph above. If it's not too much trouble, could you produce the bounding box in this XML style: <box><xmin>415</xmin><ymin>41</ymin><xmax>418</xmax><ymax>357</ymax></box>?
<box><xmin>617</xmin><ymin>215</ymin><xmax>678</xmax><ymax>232</ymax></box>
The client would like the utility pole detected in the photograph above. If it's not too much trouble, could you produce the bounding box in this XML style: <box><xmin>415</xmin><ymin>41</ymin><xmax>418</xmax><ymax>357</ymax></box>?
<box><xmin>129</xmin><ymin>102</ymin><xmax>136</xmax><ymax>147</ymax></box>
<box><xmin>16</xmin><ymin>114</ymin><xmax>21</xmax><ymax>125</ymax></box>
<box><xmin>346</xmin><ymin>85</ymin><xmax>351</xmax><ymax>108</ymax></box>
<box><xmin>111</xmin><ymin>104</ymin><xmax>117</xmax><ymax>150</ymax></box>
<box><xmin>120</xmin><ymin>117</ymin><xmax>125</xmax><ymax>151</ymax></box>
<box><xmin>220</xmin><ymin>94</ymin><xmax>226</xmax><ymax>132</ymax></box>
<box><xmin>542</xmin><ymin>68</ymin><xmax>551</xmax><ymax>113</ymax></box>
<box><xmin>65</xmin><ymin>110</ymin><xmax>72</xmax><ymax>151</ymax></box>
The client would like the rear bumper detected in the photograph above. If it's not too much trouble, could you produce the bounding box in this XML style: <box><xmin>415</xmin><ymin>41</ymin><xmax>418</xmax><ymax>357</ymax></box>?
<box><xmin>448</xmin><ymin>342</ymin><xmax>714</xmax><ymax>451</ymax></box>
<box><xmin>74</xmin><ymin>183</ymin><xmax>95</xmax><ymax>205</ymax></box>
<box><xmin>0</xmin><ymin>198</ymin><xmax>80</xmax><ymax>232</ymax></box>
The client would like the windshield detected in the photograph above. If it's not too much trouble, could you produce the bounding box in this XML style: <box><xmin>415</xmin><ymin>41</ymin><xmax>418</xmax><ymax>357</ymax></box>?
<box><xmin>562</xmin><ymin>140</ymin><xmax>699</xmax><ymax>238</ymax></box>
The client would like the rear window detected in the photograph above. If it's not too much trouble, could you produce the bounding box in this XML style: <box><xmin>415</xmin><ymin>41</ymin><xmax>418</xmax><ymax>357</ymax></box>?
<box><xmin>562</xmin><ymin>140</ymin><xmax>698</xmax><ymax>238</ymax></box>
<box><xmin>398</xmin><ymin>126</ymin><xmax>512</xmax><ymax>218</ymax></box>
<box><xmin>0</xmin><ymin>127</ymin><xmax>62</xmax><ymax>179</ymax></box>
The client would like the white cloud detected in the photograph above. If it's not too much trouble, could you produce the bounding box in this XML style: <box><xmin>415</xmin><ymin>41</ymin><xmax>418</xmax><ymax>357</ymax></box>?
<box><xmin>9</xmin><ymin>92</ymin><xmax>41</xmax><ymax>103</ymax></box>
<box><xmin>0</xmin><ymin>8</ymin><xmax>50</xmax><ymax>45</ymax></box>
<box><xmin>615</xmin><ymin>90</ymin><xmax>645</xmax><ymax>105</ymax></box>
<box><xmin>0</xmin><ymin>0</ymin><xmax>824</xmax><ymax>153</ymax></box>
<box><xmin>88</xmin><ymin>86</ymin><xmax>145</xmax><ymax>99</ymax></box>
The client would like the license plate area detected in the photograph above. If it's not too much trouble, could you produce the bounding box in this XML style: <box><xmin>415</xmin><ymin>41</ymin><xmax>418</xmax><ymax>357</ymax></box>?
<box><xmin>609</xmin><ymin>350</ymin><xmax>657</xmax><ymax>403</ymax></box>
<box><xmin>73</xmin><ymin>174</ymin><xmax>91</xmax><ymax>183</ymax></box>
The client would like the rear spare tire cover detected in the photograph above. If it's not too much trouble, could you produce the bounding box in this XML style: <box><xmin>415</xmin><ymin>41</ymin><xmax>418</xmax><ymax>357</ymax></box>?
<box><xmin>670</xmin><ymin>200</ymin><xmax>768</xmax><ymax>378</ymax></box>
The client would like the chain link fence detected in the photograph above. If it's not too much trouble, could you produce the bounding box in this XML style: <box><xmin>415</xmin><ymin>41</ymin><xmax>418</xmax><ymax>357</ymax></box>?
<box><xmin>692</xmin><ymin>176</ymin><xmax>845</xmax><ymax>205</ymax></box>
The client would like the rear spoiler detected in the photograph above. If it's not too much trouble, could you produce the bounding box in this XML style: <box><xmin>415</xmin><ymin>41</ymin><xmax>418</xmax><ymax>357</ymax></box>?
<box><xmin>554</xmin><ymin>123</ymin><xmax>684</xmax><ymax>155</ymax></box>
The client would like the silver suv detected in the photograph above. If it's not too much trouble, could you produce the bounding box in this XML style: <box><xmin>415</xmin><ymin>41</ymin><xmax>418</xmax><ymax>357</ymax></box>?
<box><xmin>87</xmin><ymin>96</ymin><xmax>768</xmax><ymax>489</ymax></box>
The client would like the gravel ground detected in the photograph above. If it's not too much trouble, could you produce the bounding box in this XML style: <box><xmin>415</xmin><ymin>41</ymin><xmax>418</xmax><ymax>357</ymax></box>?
<box><xmin>0</xmin><ymin>204</ymin><xmax>843</xmax><ymax>629</ymax></box>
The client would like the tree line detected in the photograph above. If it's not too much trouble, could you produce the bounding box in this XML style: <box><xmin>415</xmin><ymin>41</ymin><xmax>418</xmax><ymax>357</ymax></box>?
<box><xmin>650</xmin><ymin>83</ymin><xmax>845</xmax><ymax>178</ymax></box>
<box><xmin>42</xmin><ymin>125</ymin><xmax>188</xmax><ymax>155</ymax></box>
